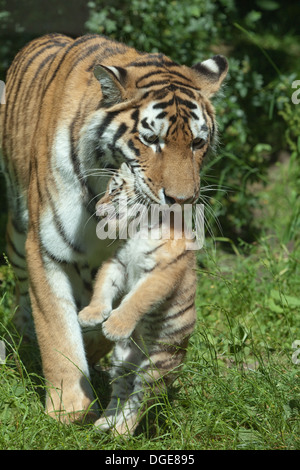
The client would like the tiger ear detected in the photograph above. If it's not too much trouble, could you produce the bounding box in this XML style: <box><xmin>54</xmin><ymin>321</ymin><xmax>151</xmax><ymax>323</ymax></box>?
<box><xmin>94</xmin><ymin>65</ymin><xmax>127</xmax><ymax>107</ymax></box>
<box><xmin>191</xmin><ymin>55</ymin><xmax>228</xmax><ymax>97</ymax></box>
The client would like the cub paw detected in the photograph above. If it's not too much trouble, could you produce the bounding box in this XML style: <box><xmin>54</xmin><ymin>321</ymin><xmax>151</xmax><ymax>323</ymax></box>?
<box><xmin>102</xmin><ymin>312</ymin><xmax>134</xmax><ymax>342</ymax></box>
<box><xmin>78</xmin><ymin>305</ymin><xmax>110</xmax><ymax>327</ymax></box>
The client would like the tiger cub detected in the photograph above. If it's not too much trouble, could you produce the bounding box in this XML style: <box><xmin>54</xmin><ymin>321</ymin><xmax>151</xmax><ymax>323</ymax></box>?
<box><xmin>78</xmin><ymin>164</ymin><xmax>197</xmax><ymax>435</ymax></box>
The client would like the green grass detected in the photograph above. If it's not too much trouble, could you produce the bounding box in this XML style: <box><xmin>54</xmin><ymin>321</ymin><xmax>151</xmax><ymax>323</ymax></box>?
<box><xmin>0</xmin><ymin>158</ymin><xmax>299</xmax><ymax>450</ymax></box>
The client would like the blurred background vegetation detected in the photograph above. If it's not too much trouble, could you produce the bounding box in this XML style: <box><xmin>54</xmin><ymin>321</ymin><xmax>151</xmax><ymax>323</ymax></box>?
<box><xmin>0</xmin><ymin>0</ymin><xmax>299</xmax><ymax>256</ymax></box>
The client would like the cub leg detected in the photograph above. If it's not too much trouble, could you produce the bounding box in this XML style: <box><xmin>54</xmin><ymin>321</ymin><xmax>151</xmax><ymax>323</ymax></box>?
<box><xmin>96</xmin><ymin>336</ymin><xmax>190</xmax><ymax>436</ymax></box>
<box><xmin>94</xmin><ymin>339</ymin><xmax>137</xmax><ymax>432</ymax></box>
<box><xmin>78</xmin><ymin>258</ymin><xmax>125</xmax><ymax>327</ymax></box>
<box><xmin>102</xmin><ymin>268</ymin><xmax>179</xmax><ymax>341</ymax></box>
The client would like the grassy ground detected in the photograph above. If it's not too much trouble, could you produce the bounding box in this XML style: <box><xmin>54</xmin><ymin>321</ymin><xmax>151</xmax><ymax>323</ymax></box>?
<box><xmin>0</xmin><ymin>157</ymin><xmax>299</xmax><ymax>450</ymax></box>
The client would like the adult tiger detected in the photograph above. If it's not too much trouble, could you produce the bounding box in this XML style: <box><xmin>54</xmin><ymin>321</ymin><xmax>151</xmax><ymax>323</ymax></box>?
<box><xmin>0</xmin><ymin>33</ymin><xmax>228</xmax><ymax>423</ymax></box>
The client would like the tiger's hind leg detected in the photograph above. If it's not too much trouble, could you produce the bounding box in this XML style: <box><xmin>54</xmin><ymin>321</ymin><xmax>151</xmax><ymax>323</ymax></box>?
<box><xmin>5</xmin><ymin>213</ymin><xmax>35</xmax><ymax>339</ymax></box>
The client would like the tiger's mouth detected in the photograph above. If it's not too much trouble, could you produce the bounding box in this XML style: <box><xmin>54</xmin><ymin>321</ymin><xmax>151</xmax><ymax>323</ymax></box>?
<box><xmin>114</xmin><ymin>162</ymin><xmax>197</xmax><ymax>209</ymax></box>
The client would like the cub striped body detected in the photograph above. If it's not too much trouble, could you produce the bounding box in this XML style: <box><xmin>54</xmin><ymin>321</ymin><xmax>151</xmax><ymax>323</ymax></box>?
<box><xmin>79</xmin><ymin>166</ymin><xmax>197</xmax><ymax>434</ymax></box>
<box><xmin>0</xmin><ymin>33</ymin><xmax>228</xmax><ymax>425</ymax></box>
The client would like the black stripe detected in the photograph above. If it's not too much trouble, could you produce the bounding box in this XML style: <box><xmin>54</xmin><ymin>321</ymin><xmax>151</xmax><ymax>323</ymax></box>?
<box><xmin>40</xmin><ymin>245</ymin><xmax>68</xmax><ymax>265</ymax></box>
<box><xmin>144</xmin><ymin>242</ymin><xmax>167</xmax><ymax>256</ymax></box>
<box><xmin>43</xmin><ymin>35</ymin><xmax>98</xmax><ymax>96</ymax></box>
<box><xmin>53</xmin><ymin>210</ymin><xmax>84</xmax><ymax>254</ymax></box>
<box><xmin>136</xmin><ymin>79</ymin><xmax>169</xmax><ymax>89</ymax></box>
<box><xmin>175</xmin><ymin>96</ymin><xmax>198</xmax><ymax>109</ymax></box>
<box><xmin>129</xmin><ymin>58</ymin><xmax>178</xmax><ymax>68</ymax></box>
<box><xmin>97</xmin><ymin>111</ymin><xmax>119</xmax><ymax>138</ymax></box>
<box><xmin>162</xmin><ymin>320</ymin><xmax>196</xmax><ymax>338</ymax></box>
<box><xmin>156</xmin><ymin>111</ymin><xmax>167</xmax><ymax>119</ymax></box>
<box><xmin>135</xmin><ymin>69</ymin><xmax>192</xmax><ymax>88</ymax></box>
<box><xmin>6</xmin><ymin>233</ymin><xmax>26</xmax><ymax>260</ymax></box>
<box><xmin>166</xmin><ymin>302</ymin><xmax>195</xmax><ymax>321</ymax></box>
<box><xmin>162</xmin><ymin>250</ymin><xmax>188</xmax><ymax>268</ymax></box>
<box><xmin>153</xmin><ymin>357</ymin><xmax>184</xmax><ymax>370</ymax></box>
<box><xmin>22</xmin><ymin>52</ymin><xmax>57</xmax><ymax>112</ymax></box>
<box><xmin>137</xmin><ymin>78</ymin><xmax>201</xmax><ymax>91</ymax></box>
<box><xmin>128</xmin><ymin>139</ymin><xmax>140</xmax><ymax>157</ymax></box>
<box><xmin>152</xmin><ymin>88</ymin><xmax>170</xmax><ymax>100</ymax></box>
<box><xmin>190</xmin><ymin>111</ymin><xmax>200</xmax><ymax>120</ymax></box>
<box><xmin>30</xmin><ymin>156</ymin><xmax>43</xmax><ymax>203</ymax></box>
<box><xmin>152</xmin><ymin>96</ymin><xmax>175</xmax><ymax>109</ymax></box>
<box><xmin>141</xmin><ymin>118</ymin><xmax>151</xmax><ymax>130</ymax></box>
<box><xmin>115</xmin><ymin>256</ymin><xmax>126</xmax><ymax>269</ymax></box>
<box><xmin>130</xmin><ymin>109</ymin><xmax>139</xmax><ymax>133</ymax></box>
<box><xmin>70</xmin><ymin>43</ymin><xmax>102</xmax><ymax>72</ymax></box>
<box><xmin>45</xmin><ymin>185</ymin><xmax>84</xmax><ymax>254</ymax></box>
<box><xmin>113</xmin><ymin>123</ymin><xmax>128</xmax><ymax>145</ymax></box>
<box><xmin>69</xmin><ymin>103</ymin><xmax>89</xmax><ymax>190</ymax></box>
<box><xmin>106</xmin><ymin>144</ymin><xmax>136</xmax><ymax>164</ymax></box>
<box><xmin>142</xmin><ymin>265</ymin><xmax>157</xmax><ymax>274</ymax></box>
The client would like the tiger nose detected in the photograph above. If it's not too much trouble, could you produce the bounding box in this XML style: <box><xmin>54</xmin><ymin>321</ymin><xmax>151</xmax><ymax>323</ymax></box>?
<box><xmin>163</xmin><ymin>190</ymin><xmax>195</xmax><ymax>205</ymax></box>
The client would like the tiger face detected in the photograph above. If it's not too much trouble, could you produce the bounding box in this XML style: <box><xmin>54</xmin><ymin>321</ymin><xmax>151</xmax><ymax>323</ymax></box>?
<box><xmin>84</xmin><ymin>54</ymin><xmax>228</xmax><ymax>208</ymax></box>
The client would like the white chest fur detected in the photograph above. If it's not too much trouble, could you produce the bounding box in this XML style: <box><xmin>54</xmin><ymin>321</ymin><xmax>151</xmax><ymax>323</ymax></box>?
<box><xmin>117</xmin><ymin>238</ymin><xmax>158</xmax><ymax>291</ymax></box>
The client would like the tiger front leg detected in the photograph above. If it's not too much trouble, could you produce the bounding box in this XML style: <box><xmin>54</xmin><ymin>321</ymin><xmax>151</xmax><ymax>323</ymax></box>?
<box><xmin>78</xmin><ymin>258</ymin><xmax>125</xmax><ymax>328</ymax></box>
<box><xmin>26</xmin><ymin>231</ymin><xmax>98</xmax><ymax>424</ymax></box>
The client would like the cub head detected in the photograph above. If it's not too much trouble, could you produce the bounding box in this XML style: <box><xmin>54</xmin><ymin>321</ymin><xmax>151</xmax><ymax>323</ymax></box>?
<box><xmin>96</xmin><ymin>163</ymin><xmax>138</xmax><ymax>221</ymax></box>
<box><xmin>88</xmin><ymin>53</ymin><xmax>228</xmax><ymax>207</ymax></box>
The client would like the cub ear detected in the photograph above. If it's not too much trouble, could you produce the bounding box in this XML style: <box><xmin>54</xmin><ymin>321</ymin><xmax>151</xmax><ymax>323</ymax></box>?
<box><xmin>94</xmin><ymin>65</ymin><xmax>127</xmax><ymax>107</ymax></box>
<box><xmin>191</xmin><ymin>55</ymin><xmax>228</xmax><ymax>97</ymax></box>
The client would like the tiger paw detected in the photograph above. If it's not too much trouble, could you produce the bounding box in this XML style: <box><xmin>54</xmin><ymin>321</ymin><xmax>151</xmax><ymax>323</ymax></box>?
<box><xmin>102</xmin><ymin>311</ymin><xmax>135</xmax><ymax>341</ymax></box>
<box><xmin>78</xmin><ymin>305</ymin><xmax>111</xmax><ymax>328</ymax></box>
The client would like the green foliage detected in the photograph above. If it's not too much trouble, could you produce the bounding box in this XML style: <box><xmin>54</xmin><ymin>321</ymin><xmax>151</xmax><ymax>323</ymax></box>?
<box><xmin>86</xmin><ymin>0</ymin><xmax>232</xmax><ymax>63</ymax></box>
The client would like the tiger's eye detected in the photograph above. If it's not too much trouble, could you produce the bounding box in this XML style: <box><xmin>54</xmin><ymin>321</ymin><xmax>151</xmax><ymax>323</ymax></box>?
<box><xmin>144</xmin><ymin>135</ymin><xmax>159</xmax><ymax>145</ymax></box>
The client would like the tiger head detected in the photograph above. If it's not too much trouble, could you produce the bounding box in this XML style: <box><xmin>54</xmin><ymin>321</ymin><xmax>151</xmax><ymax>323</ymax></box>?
<box><xmin>86</xmin><ymin>53</ymin><xmax>228</xmax><ymax>207</ymax></box>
